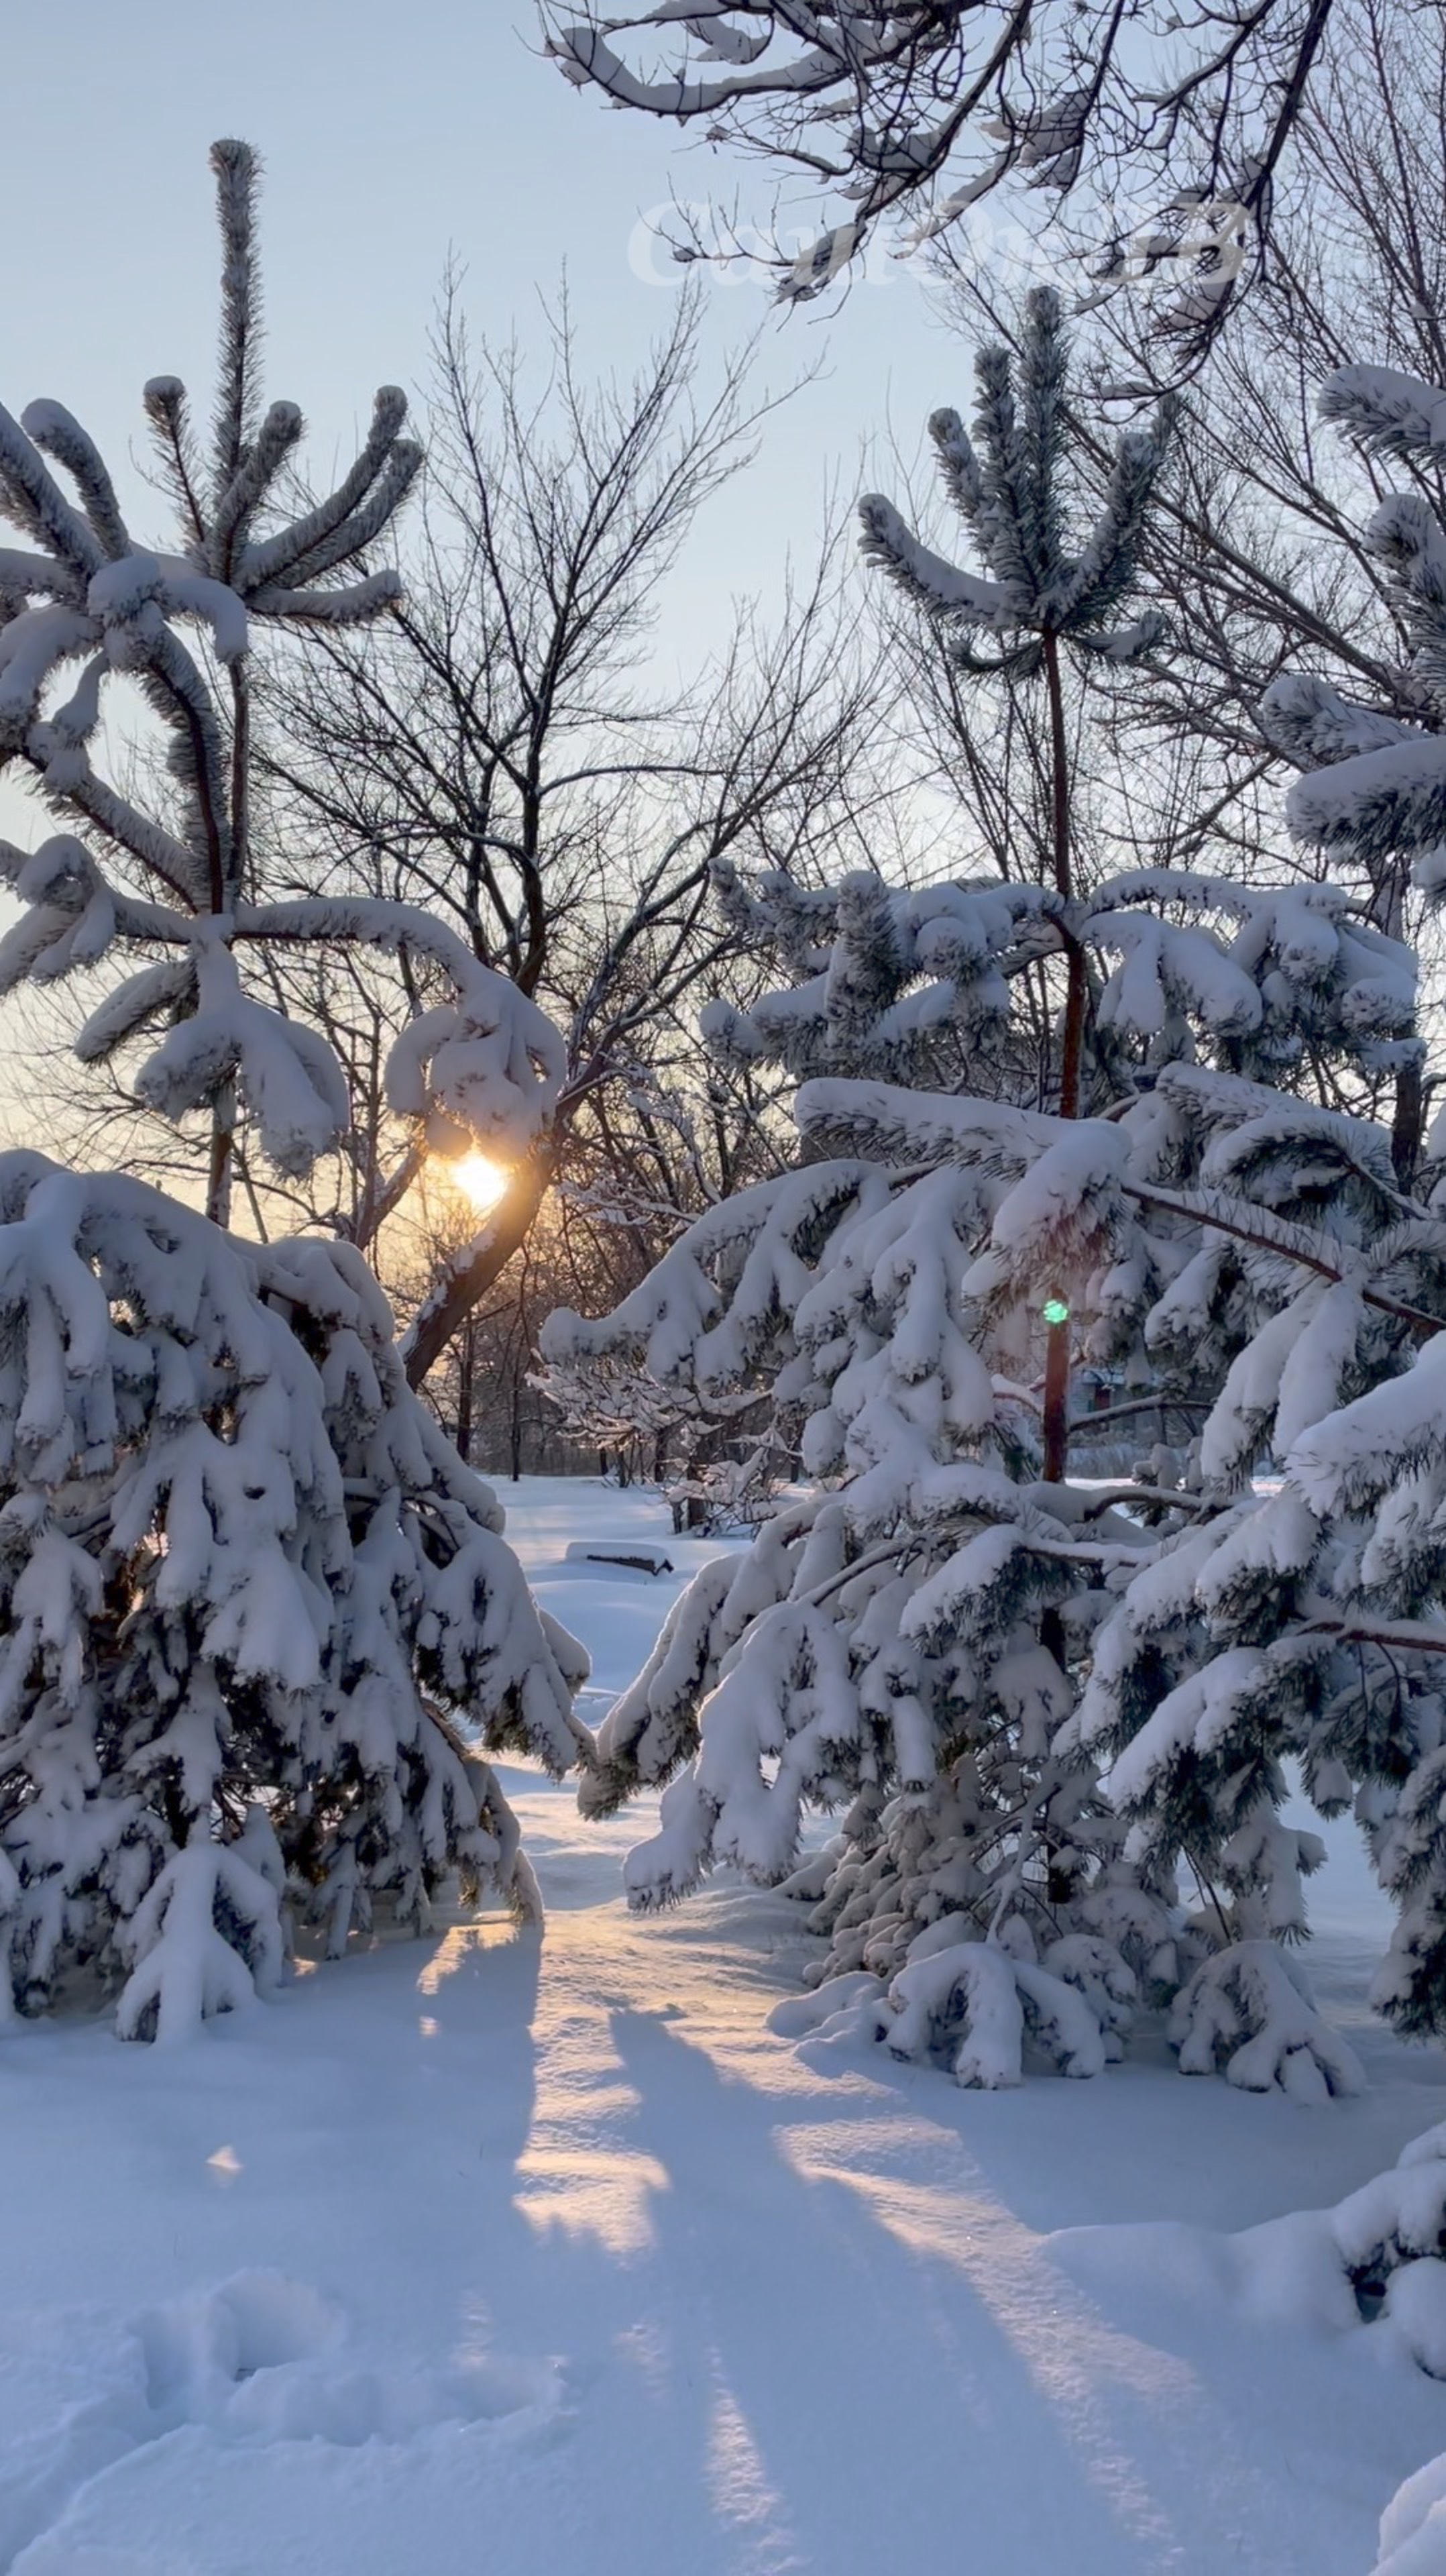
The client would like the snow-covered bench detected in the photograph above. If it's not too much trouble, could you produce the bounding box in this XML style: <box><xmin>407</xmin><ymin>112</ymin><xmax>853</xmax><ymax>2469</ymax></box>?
<box><xmin>563</xmin><ymin>1540</ymin><xmax>675</xmax><ymax>1577</ymax></box>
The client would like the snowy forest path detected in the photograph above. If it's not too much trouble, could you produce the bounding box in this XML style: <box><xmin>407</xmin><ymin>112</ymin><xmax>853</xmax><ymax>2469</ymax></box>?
<box><xmin>3</xmin><ymin>1482</ymin><xmax>1446</xmax><ymax>2574</ymax></box>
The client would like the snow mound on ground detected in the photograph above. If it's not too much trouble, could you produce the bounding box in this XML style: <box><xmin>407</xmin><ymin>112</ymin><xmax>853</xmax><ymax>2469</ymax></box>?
<box><xmin>11</xmin><ymin>2414</ymin><xmax>549</xmax><ymax>2576</ymax></box>
<box><xmin>1055</xmin><ymin>2120</ymin><xmax>1446</xmax><ymax>2366</ymax></box>
<box><xmin>1369</xmin><ymin>2135</ymin><xmax>1446</xmax><ymax>2571</ymax></box>
<box><xmin>1375</xmin><ymin>2453</ymin><xmax>1446</xmax><ymax>2573</ymax></box>
<box><xmin>0</xmin><ymin>2270</ymin><xmax>567</xmax><ymax>2573</ymax></box>
<box><xmin>1046</xmin><ymin>2119</ymin><xmax>1446</xmax><ymax>2569</ymax></box>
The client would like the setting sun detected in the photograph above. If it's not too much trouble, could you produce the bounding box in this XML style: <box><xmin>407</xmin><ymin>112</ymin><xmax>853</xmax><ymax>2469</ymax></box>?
<box><xmin>450</xmin><ymin>1152</ymin><xmax>511</xmax><ymax>1214</ymax></box>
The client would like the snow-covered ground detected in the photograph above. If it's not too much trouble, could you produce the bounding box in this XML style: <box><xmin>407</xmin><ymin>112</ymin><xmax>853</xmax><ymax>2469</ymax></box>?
<box><xmin>3</xmin><ymin>1476</ymin><xmax>1445</xmax><ymax>2576</ymax></box>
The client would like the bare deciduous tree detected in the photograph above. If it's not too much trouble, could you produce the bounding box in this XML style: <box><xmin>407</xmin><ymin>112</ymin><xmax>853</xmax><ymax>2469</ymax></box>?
<box><xmin>260</xmin><ymin>282</ymin><xmax>893</xmax><ymax>1385</ymax></box>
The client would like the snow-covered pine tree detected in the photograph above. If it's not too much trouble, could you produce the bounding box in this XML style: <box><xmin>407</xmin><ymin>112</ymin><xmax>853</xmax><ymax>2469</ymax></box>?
<box><xmin>1076</xmin><ymin>352</ymin><xmax>1446</xmax><ymax>2074</ymax></box>
<box><xmin>0</xmin><ymin>140</ymin><xmax>562</xmax><ymax>1230</ymax></box>
<box><xmin>0</xmin><ymin>147</ymin><xmax>591</xmax><ymax>2042</ymax></box>
<box><xmin>860</xmin><ymin>285</ymin><xmax>1173</xmax><ymax>1481</ymax></box>
<box><xmin>543</xmin><ymin>843</ymin><xmax>1416</xmax><ymax>2092</ymax></box>
<box><xmin>0</xmin><ymin>1155</ymin><xmax>591</xmax><ymax>2041</ymax></box>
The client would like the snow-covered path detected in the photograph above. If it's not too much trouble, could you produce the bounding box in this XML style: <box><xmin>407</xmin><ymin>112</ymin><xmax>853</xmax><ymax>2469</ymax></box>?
<box><xmin>3</xmin><ymin>1481</ymin><xmax>1445</xmax><ymax>2575</ymax></box>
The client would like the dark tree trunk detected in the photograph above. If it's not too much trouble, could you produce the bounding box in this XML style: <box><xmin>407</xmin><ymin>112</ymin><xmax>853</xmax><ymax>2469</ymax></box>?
<box><xmin>404</xmin><ymin>1147</ymin><xmax>552</xmax><ymax>1390</ymax></box>
<box><xmin>1392</xmin><ymin>1055</ymin><xmax>1424</xmax><ymax>1192</ymax></box>
<box><xmin>454</xmin><ymin>1316</ymin><xmax>476</xmax><ymax>1462</ymax></box>
<box><xmin>1041</xmin><ymin>629</ymin><xmax>1080</xmax><ymax>1486</ymax></box>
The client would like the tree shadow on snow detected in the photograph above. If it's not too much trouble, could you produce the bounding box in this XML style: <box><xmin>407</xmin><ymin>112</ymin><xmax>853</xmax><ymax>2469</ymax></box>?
<box><xmin>598</xmin><ymin>2004</ymin><xmax>1252</xmax><ymax>2576</ymax></box>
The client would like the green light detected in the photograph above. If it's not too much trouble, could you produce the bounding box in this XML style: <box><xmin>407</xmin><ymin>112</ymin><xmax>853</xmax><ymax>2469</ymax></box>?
<box><xmin>1042</xmin><ymin>1295</ymin><xmax>1070</xmax><ymax>1326</ymax></box>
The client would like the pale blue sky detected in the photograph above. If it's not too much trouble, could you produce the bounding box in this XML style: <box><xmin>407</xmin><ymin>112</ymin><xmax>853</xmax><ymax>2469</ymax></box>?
<box><xmin>0</xmin><ymin>0</ymin><xmax>975</xmax><ymax>813</ymax></box>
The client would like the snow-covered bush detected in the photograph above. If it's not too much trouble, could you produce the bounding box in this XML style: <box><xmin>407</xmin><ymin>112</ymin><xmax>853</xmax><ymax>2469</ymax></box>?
<box><xmin>0</xmin><ymin>1155</ymin><xmax>590</xmax><ymax>2041</ymax></box>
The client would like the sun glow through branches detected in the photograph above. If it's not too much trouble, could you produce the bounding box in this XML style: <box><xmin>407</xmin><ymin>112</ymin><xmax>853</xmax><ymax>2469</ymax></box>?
<box><xmin>451</xmin><ymin>1153</ymin><xmax>510</xmax><ymax>1214</ymax></box>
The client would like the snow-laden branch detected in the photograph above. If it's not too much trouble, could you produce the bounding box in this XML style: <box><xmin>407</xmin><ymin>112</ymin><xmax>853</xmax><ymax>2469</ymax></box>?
<box><xmin>541</xmin><ymin>1</ymin><xmax>1336</xmax><ymax>360</ymax></box>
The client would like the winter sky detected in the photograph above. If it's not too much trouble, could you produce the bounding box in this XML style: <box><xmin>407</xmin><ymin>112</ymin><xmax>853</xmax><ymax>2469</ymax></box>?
<box><xmin>0</xmin><ymin>0</ymin><xmax>1000</xmax><ymax>869</ymax></box>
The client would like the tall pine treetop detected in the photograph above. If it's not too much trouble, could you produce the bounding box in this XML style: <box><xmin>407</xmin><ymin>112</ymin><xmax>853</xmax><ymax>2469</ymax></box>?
<box><xmin>858</xmin><ymin>290</ymin><xmax>1174</xmax><ymax>677</ymax></box>
<box><xmin>0</xmin><ymin>142</ymin><xmax>563</xmax><ymax>1228</ymax></box>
